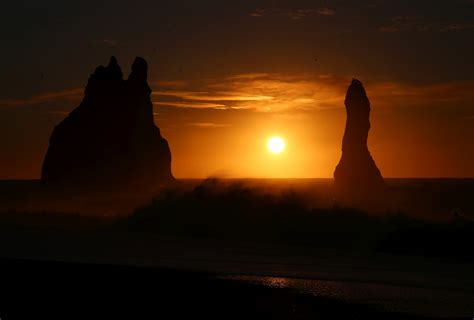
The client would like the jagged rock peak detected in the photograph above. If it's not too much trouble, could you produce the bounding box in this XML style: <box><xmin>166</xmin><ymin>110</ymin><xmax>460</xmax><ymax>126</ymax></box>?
<box><xmin>107</xmin><ymin>56</ymin><xmax>123</xmax><ymax>79</ymax></box>
<box><xmin>41</xmin><ymin>56</ymin><xmax>174</xmax><ymax>189</ymax></box>
<box><xmin>89</xmin><ymin>56</ymin><xmax>123</xmax><ymax>80</ymax></box>
<box><xmin>345</xmin><ymin>78</ymin><xmax>370</xmax><ymax>108</ymax></box>
<box><xmin>109</xmin><ymin>55</ymin><xmax>118</xmax><ymax>66</ymax></box>
<box><xmin>334</xmin><ymin>78</ymin><xmax>385</xmax><ymax>198</ymax></box>
<box><xmin>128</xmin><ymin>56</ymin><xmax>148</xmax><ymax>83</ymax></box>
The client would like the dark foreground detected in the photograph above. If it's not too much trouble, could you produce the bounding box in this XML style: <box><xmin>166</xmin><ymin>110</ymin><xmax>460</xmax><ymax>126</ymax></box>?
<box><xmin>1</xmin><ymin>179</ymin><xmax>473</xmax><ymax>318</ymax></box>
<box><xmin>0</xmin><ymin>258</ymin><xmax>427</xmax><ymax>320</ymax></box>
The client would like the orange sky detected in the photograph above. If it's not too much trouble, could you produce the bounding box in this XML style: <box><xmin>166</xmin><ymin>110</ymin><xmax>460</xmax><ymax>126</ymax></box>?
<box><xmin>1</xmin><ymin>1</ymin><xmax>473</xmax><ymax>179</ymax></box>
<box><xmin>2</xmin><ymin>71</ymin><xmax>472</xmax><ymax>179</ymax></box>
<box><xmin>154</xmin><ymin>74</ymin><xmax>474</xmax><ymax>178</ymax></box>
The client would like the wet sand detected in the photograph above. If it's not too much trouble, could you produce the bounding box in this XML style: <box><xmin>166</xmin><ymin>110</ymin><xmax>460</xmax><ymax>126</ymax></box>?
<box><xmin>0</xmin><ymin>229</ymin><xmax>472</xmax><ymax>318</ymax></box>
<box><xmin>0</xmin><ymin>257</ymin><xmax>427</xmax><ymax>320</ymax></box>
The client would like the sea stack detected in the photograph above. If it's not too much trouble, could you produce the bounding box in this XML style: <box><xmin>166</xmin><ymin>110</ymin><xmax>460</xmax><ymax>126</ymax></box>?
<box><xmin>334</xmin><ymin>79</ymin><xmax>385</xmax><ymax>197</ymax></box>
<box><xmin>41</xmin><ymin>56</ymin><xmax>174</xmax><ymax>189</ymax></box>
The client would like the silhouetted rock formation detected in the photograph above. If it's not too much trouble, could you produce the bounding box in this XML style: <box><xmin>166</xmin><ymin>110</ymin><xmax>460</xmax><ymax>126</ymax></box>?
<box><xmin>41</xmin><ymin>56</ymin><xmax>174</xmax><ymax>189</ymax></box>
<box><xmin>334</xmin><ymin>79</ymin><xmax>385</xmax><ymax>197</ymax></box>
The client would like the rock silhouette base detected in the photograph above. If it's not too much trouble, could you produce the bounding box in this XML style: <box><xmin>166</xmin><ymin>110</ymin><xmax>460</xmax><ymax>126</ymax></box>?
<box><xmin>334</xmin><ymin>79</ymin><xmax>385</xmax><ymax>202</ymax></box>
<box><xmin>41</xmin><ymin>57</ymin><xmax>174</xmax><ymax>190</ymax></box>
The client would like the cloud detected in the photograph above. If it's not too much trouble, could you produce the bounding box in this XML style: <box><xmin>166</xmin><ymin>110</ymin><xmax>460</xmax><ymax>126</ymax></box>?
<box><xmin>378</xmin><ymin>26</ymin><xmax>402</xmax><ymax>33</ymax></box>
<box><xmin>187</xmin><ymin>122</ymin><xmax>232</xmax><ymax>128</ymax></box>
<box><xmin>151</xmin><ymin>73</ymin><xmax>349</xmax><ymax>113</ymax></box>
<box><xmin>379</xmin><ymin>16</ymin><xmax>474</xmax><ymax>33</ymax></box>
<box><xmin>101</xmin><ymin>39</ymin><xmax>117</xmax><ymax>47</ymax></box>
<box><xmin>440</xmin><ymin>23</ymin><xmax>474</xmax><ymax>31</ymax></box>
<box><xmin>4</xmin><ymin>75</ymin><xmax>473</xmax><ymax>119</ymax></box>
<box><xmin>378</xmin><ymin>16</ymin><xmax>431</xmax><ymax>32</ymax></box>
<box><xmin>0</xmin><ymin>88</ymin><xmax>83</xmax><ymax>108</ymax></box>
<box><xmin>248</xmin><ymin>7</ymin><xmax>336</xmax><ymax>19</ymax></box>
<box><xmin>88</xmin><ymin>39</ymin><xmax>119</xmax><ymax>48</ymax></box>
<box><xmin>225</xmin><ymin>73</ymin><xmax>271</xmax><ymax>80</ymax></box>
<box><xmin>152</xmin><ymin>80</ymin><xmax>188</xmax><ymax>88</ymax></box>
<box><xmin>153</xmin><ymin>101</ymin><xmax>226</xmax><ymax>109</ymax></box>
<box><xmin>316</xmin><ymin>8</ymin><xmax>336</xmax><ymax>16</ymax></box>
<box><xmin>248</xmin><ymin>10</ymin><xmax>264</xmax><ymax>17</ymax></box>
<box><xmin>153</xmin><ymin>90</ymin><xmax>274</xmax><ymax>102</ymax></box>
<box><xmin>367</xmin><ymin>80</ymin><xmax>474</xmax><ymax>108</ymax></box>
<box><xmin>152</xmin><ymin>72</ymin><xmax>474</xmax><ymax>117</ymax></box>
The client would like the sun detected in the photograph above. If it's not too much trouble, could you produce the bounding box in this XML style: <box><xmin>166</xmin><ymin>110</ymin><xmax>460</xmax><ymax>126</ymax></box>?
<box><xmin>267</xmin><ymin>136</ymin><xmax>286</xmax><ymax>154</ymax></box>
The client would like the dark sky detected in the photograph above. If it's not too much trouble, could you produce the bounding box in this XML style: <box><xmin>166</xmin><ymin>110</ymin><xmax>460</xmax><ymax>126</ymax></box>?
<box><xmin>1</xmin><ymin>0</ymin><xmax>473</xmax><ymax>178</ymax></box>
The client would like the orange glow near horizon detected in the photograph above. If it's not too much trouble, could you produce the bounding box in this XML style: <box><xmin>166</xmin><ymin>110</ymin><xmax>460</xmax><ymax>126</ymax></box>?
<box><xmin>1</xmin><ymin>74</ymin><xmax>474</xmax><ymax>179</ymax></box>
<box><xmin>153</xmin><ymin>75</ymin><xmax>474</xmax><ymax>179</ymax></box>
